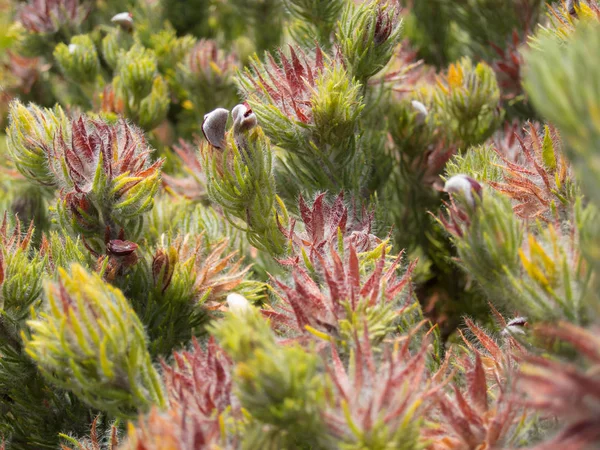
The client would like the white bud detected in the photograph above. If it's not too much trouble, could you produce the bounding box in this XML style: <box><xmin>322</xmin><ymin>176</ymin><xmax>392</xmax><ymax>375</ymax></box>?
<box><xmin>111</xmin><ymin>12</ymin><xmax>134</xmax><ymax>30</ymax></box>
<box><xmin>202</xmin><ymin>107</ymin><xmax>230</xmax><ymax>149</ymax></box>
<box><xmin>502</xmin><ymin>317</ymin><xmax>528</xmax><ymax>336</ymax></box>
<box><xmin>68</xmin><ymin>44</ymin><xmax>78</xmax><ymax>54</ymax></box>
<box><xmin>232</xmin><ymin>103</ymin><xmax>257</xmax><ymax>135</ymax></box>
<box><xmin>444</xmin><ymin>174</ymin><xmax>482</xmax><ymax>207</ymax></box>
<box><xmin>226</xmin><ymin>293</ymin><xmax>251</xmax><ymax>314</ymax></box>
<box><xmin>411</xmin><ymin>100</ymin><xmax>428</xmax><ymax>125</ymax></box>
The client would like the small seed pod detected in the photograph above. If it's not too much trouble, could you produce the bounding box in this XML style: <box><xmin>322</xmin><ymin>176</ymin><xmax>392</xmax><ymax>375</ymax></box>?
<box><xmin>444</xmin><ymin>174</ymin><xmax>482</xmax><ymax>208</ymax></box>
<box><xmin>202</xmin><ymin>108</ymin><xmax>230</xmax><ymax>149</ymax></box>
<box><xmin>111</xmin><ymin>12</ymin><xmax>134</xmax><ymax>31</ymax></box>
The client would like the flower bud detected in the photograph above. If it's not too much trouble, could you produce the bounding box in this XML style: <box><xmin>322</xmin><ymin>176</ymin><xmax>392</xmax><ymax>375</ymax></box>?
<box><xmin>444</xmin><ymin>174</ymin><xmax>483</xmax><ymax>207</ymax></box>
<box><xmin>411</xmin><ymin>100</ymin><xmax>428</xmax><ymax>125</ymax></box>
<box><xmin>226</xmin><ymin>292</ymin><xmax>251</xmax><ymax>314</ymax></box>
<box><xmin>106</xmin><ymin>239</ymin><xmax>138</xmax><ymax>256</ymax></box>
<box><xmin>152</xmin><ymin>247</ymin><xmax>177</xmax><ymax>293</ymax></box>
<box><xmin>202</xmin><ymin>107</ymin><xmax>230</xmax><ymax>148</ymax></box>
<box><xmin>232</xmin><ymin>103</ymin><xmax>257</xmax><ymax>135</ymax></box>
<box><xmin>502</xmin><ymin>317</ymin><xmax>528</xmax><ymax>336</ymax></box>
<box><xmin>53</xmin><ymin>35</ymin><xmax>100</xmax><ymax>83</ymax></box>
<box><xmin>111</xmin><ymin>12</ymin><xmax>133</xmax><ymax>31</ymax></box>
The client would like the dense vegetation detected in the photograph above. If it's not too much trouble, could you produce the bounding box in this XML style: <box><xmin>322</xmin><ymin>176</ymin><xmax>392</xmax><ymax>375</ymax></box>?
<box><xmin>0</xmin><ymin>0</ymin><xmax>599</xmax><ymax>448</ymax></box>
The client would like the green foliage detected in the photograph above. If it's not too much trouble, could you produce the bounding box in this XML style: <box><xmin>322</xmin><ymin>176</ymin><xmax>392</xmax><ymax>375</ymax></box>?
<box><xmin>446</xmin><ymin>190</ymin><xmax>523</xmax><ymax>308</ymax></box>
<box><xmin>432</xmin><ymin>57</ymin><xmax>502</xmax><ymax>147</ymax></box>
<box><xmin>239</xmin><ymin>53</ymin><xmax>365</xmax><ymax>197</ymax></box>
<box><xmin>6</xmin><ymin>101</ymin><xmax>67</xmax><ymax>189</ymax></box>
<box><xmin>337</xmin><ymin>0</ymin><xmax>403</xmax><ymax>83</ymax></box>
<box><xmin>524</xmin><ymin>22</ymin><xmax>600</xmax><ymax>207</ymax></box>
<box><xmin>284</xmin><ymin>0</ymin><xmax>345</xmax><ymax>48</ymax></box>
<box><xmin>202</xmin><ymin>111</ymin><xmax>288</xmax><ymax>256</ymax></box>
<box><xmin>2</xmin><ymin>0</ymin><xmax>600</xmax><ymax>448</ymax></box>
<box><xmin>211</xmin><ymin>309</ymin><xmax>330</xmax><ymax>449</ymax></box>
<box><xmin>24</xmin><ymin>264</ymin><xmax>166</xmax><ymax>418</ymax></box>
<box><xmin>113</xmin><ymin>45</ymin><xmax>170</xmax><ymax>130</ymax></box>
<box><xmin>53</xmin><ymin>34</ymin><xmax>100</xmax><ymax>84</ymax></box>
<box><xmin>445</xmin><ymin>144</ymin><xmax>503</xmax><ymax>182</ymax></box>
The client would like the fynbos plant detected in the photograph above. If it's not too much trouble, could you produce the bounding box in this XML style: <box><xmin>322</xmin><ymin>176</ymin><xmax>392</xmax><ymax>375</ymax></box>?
<box><xmin>1</xmin><ymin>0</ymin><xmax>600</xmax><ymax>447</ymax></box>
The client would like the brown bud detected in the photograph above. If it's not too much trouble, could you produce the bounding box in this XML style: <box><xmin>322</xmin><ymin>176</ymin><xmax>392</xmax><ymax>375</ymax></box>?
<box><xmin>152</xmin><ymin>248</ymin><xmax>176</xmax><ymax>293</ymax></box>
<box><xmin>107</xmin><ymin>239</ymin><xmax>138</xmax><ymax>256</ymax></box>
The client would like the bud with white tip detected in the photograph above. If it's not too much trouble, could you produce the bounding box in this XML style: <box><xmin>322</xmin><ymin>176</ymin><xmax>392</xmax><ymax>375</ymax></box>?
<box><xmin>202</xmin><ymin>108</ymin><xmax>230</xmax><ymax>149</ymax></box>
<box><xmin>111</xmin><ymin>12</ymin><xmax>134</xmax><ymax>31</ymax></box>
<box><xmin>226</xmin><ymin>293</ymin><xmax>251</xmax><ymax>315</ymax></box>
<box><xmin>411</xmin><ymin>100</ymin><xmax>428</xmax><ymax>125</ymax></box>
<box><xmin>502</xmin><ymin>316</ymin><xmax>528</xmax><ymax>336</ymax></box>
<box><xmin>68</xmin><ymin>44</ymin><xmax>77</xmax><ymax>54</ymax></box>
<box><xmin>444</xmin><ymin>174</ymin><xmax>483</xmax><ymax>207</ymax></box>
<box><xmin>232</xmin><ymin>103</ymin><xmax>257</xmax><ymax>135</ymax></box>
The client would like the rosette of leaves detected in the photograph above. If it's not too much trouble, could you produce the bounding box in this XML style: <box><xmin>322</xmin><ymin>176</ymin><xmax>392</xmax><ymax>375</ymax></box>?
<box><xmin>18</xmin><ymin>0</ymin><xmax>91</xmax><ymax>57</ymax></box>
<box><xmin>112</xmin><ymin>45</ymin><xmax>170</xmax><ymax>130</ymax></box>
<box><xmin>52</xmin><ymin>115</ymin><xmax>163</xmax><ymax>255</ymax></box>
<box><xmin>440</xmin><ymin>181</ymin><xmax>589</xmax><ymax>325</ymax></box>
<box><xmin>266</xmin><ymin>193</ymin><xmax>420</xmax><ymax>346</ymax></box>
<box><xmin>448</xmin><ymin>123</ymin><xmax>579</xmax><ymax>223</ymax></box>
<box><xmin>23</xmin><ymin>264</ymin><xmax>166</xmax><ymax>418</ymax></box>
<box><xmin>488</xmin><ymin>123</ymin><xmax>578</xmax><ymax>223</ymax></box>
<box><xmin>6</xmin><ymin>100</ymin><xmax>68</xmax><ymax>190</ymax></box>
<box><xmin>53</xmin><ymin>34</ymin><xmax>100</xmax><ymax>85</ymax></box>
<box><xmin>238</xmin><ymin>46</ymin><xmax>365</xmax><ymax>197</ymax></box>
<box><xmin>336</xmin><ymin>0</ymin><xmax>403</xmax><ymax>83</ymax></box>
<box><xmin>324</xmin><ymin>328</ymin><xmax>436</xmax><ymax>449</ymax></box>
<box><xmin>125</xmin><ymin>232</ymin><xmax>261</xmax><ymax>356</ymax></box>
<box><xmin>119</xmin><ymin>336</ymin><xmax>236</xmax><ymax>449</ymax></box>
<box><xmin>432</xmin><ymin>57</ymin><xmax>502</xmax><ymax>148</ymax></box>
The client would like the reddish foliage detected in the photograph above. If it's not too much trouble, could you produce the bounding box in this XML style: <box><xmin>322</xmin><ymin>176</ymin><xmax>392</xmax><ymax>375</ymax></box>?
<box><xmin>187</xmin><ymin>39</ymin><xmax>238</xmax><ymax>78</ymax></box>
<box><xmin>162</xmin><ymin>337</ymin><xmax>233</xmax><ymax>417</ymax></box>
<box><xmin>243</xmin><ymin>45</ymin><xmax>326</xmax><ymax>124</ymax></box>
<box><xmin>491</xmin><ymin>31</ymin><xmax>525</xmax><ymax>101</ymax></box>
<box><xmin>19</xmin><ymin>0</ymin><xmax>90</xmax><ymax>33</ymax></box>
<box><xmin>324</xmin><ymin>326</ymin><xmax>444</xmax><ymax>443</ymax></box>
<box><xmin>53</xmin><ymin>117</ymin><xmax>162</xmax><ymax>195</ymax></box>
<box><xmin>489</xmin><ymin>123</ymin><xmax>574</xmax><ymax>222</ymax></box>
<box><xmin>518</xmin><ymin>323</ymin><xmax>600</xmax><ymax>450</ymax></box>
